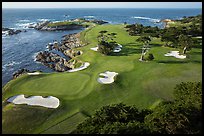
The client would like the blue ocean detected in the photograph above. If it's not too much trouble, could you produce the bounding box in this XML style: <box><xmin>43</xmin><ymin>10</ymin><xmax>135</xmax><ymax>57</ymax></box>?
<box><xmin>2</xmin><ymin>8</ymin><xmax>202</xmax><ymax>86</ymax></box>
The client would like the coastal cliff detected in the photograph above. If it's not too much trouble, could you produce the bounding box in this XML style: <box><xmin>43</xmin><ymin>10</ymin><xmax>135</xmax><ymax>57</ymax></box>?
<box><xmin>35</xmin><ymin>33</ymin><xmax>84</xmax><ymax>72</ymax></box>
<box><xmin>2</xmin><ymin>28</ymin><xmax>26</xmax><ymax>36</ymax></box>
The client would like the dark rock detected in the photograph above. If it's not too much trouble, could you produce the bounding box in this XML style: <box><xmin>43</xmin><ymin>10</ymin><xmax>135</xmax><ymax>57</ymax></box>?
<box><xmin>35</xmin><ymin>51</ymin><xmax>72</xmax><ymax>72</ymax></box>
<box><xmin>2</xmin><ymin>28</ymin><xmax>24</xmax><ymax>36</ymax></box>
<box><xmin>35</xmin><ymin>21</ymin><xmax>50</xmax><ymax>30</ymax></box>
<box><xmin>13</xmin><ymin>68</ymin><xmax>30</xmax><ymax>79</ymax></box>
<box><xmin>90</xmin><ymin>19</ymin><xmax>108</xmax><ymax>25</ymax></box>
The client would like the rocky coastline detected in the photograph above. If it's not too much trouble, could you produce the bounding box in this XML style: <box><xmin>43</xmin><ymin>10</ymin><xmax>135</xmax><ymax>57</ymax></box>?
<box><xmin>35</xmin><ymin>33</ymin><xmax>84</xmax><ymax>72</ymax></box>
<box><xmin>36</xmin><ymin>51</ymin><xmax>75</xmax><ymax>72</ymax></box>
<box><xmin>12</xmin><ymin>18</ymin><xmax>104</xmax><ymax>74</ymax></box>
<box><xmin>12</xmin><ymin>69</ymin><xmax>42</xmax><ymax>79</ymax></box>
<box><xmin>2</xmin><ymin>28</ymin><xmax>26</xmax><ymax>36</ymax></box>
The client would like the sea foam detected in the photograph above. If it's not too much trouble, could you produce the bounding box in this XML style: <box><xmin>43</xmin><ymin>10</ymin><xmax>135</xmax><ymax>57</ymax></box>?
<box><xmin>132</xmin><ymin>16</ymin><xmax>160</xmax><ymax>23</ymax></box>
<box><xmin>19</xmin><ymin>19</ymin><xmax>30</xmax><ymax>22</ymax></box>
<box><xmin>84</xmin><ymin>16</ymin><xmax>95</xmax><ymax>18</ymax></box>
<box><xmin>15</xmin><ymin>22</ymin><xmax>36</xmax><ymax>29</ymax></box>
<box><xmin>2</xmin><ymin>61</ymin><xmax>22</xmax><ymax>71</ymax></box>
<box><xmin>37</xmin><ymin>18</ymin><xmax>50</xmax><ymax>22</ymax></box>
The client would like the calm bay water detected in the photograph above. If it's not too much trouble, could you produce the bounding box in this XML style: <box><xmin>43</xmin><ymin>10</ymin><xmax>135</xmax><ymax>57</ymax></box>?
<box><xmin>2</xmin><ymin>8</ymin><xmax>202</xmax><ymax>86</ymax></box>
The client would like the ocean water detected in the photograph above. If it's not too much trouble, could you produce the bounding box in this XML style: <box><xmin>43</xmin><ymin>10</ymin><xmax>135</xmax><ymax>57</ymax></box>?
<box><xmin>2</xmin><ymin>8</ymin><xmax>202</xmax><ymax>86</ymax></box>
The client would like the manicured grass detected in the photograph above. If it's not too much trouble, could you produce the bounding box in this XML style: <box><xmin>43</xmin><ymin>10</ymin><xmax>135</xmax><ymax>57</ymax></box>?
<box><xmin>47</xmin><ymin>20</ymin><xmax>95</xmax><ymax>28</ymax></box>
<box><xmin>47</xmin><ymin>21</ymin><xmax>77</xmax><ymax>27</ymax></box>
<box><xmin>2</xmin><ymin>24</ymin><xmax>202</xmax><ymax>134</ymax></box>
<box><xmin>2</xmin><ymin>104</ymin><xmax>56</xmax><ymax>134</ymax></box>
<box><xmin>41</xmin><ymin>112</ymin><xmax>87</xmax><ymax>134</ymax></box>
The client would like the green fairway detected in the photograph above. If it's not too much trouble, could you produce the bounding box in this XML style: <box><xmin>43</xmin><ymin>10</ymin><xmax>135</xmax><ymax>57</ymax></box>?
<box><xmin>2</xmin><ymin>24</ymin><xmax>202</xmax><ymax>134</ymax></box>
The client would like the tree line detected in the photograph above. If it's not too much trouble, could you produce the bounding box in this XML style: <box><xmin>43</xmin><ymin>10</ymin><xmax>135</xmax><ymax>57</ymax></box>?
<box><xmin>125</xmin><ymin>14</ymin><xmax>202</xmax><ymax>55</ymax></box>
<box><xmin>72</xmin><ymin>81</ymin><xmax>202</xmax><ymax>134</ymax></box>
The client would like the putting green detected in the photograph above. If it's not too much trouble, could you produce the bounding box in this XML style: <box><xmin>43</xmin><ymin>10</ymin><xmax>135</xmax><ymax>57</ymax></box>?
<box><xmin>3</xmin><ymin>72</ymin><xmax>91</xmax><ymax>100</ymax></box>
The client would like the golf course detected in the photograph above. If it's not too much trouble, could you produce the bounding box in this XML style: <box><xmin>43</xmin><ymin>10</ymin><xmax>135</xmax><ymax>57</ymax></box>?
<box><xmin>2</xmin><ymin>23</ymin><xmax>202</xmax><ymax>134</ymax></box>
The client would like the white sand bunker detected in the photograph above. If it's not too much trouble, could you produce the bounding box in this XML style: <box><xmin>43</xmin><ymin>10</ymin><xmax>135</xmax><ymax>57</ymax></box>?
<box><xmin>27</xmin><ymin>72</ymin><xmax>41</xmax><ymax>75</ymax></box>
<box><xmin>90</xmin><ymin>47</ymin><xmax>98</xmax><ymax>51</ymax></box>
<box><xmin>113</xmin><ymin>44</ymin><xmax>123</xmax><ymax>53</ymax></box>
<box><xmin>97</xmin><ymin>71</ymin><xmax>118</xmax><ymax>84</ymax></box>
<box><xmin>90</xmin><ymin>44</ymin><xmax>123</xmax><ymax>53</ymax></box>
<box><xmin>7</xmin><ymin>94</ymin><xmax>60</xmax><ymax>108</ymax></box>
<box><xmin>164</xmin><ymin>51</ymin><xmax>186</xmax><ymax>59</ymax></box>
<box><xmin>68</xmin><ymin>62</ymin><xmax>90</xmax><ymax>72</ymax></box>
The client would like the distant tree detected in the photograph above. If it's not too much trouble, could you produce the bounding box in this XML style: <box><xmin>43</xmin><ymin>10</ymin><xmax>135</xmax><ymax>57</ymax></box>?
<box><xmin>125</xmin><ymin>23</ymin><xmax>144</xmax><ymax>36</ymax></box>
<box><xmin>145</xmin><ymin>81</ymin><xmax>202</xmax><ymax>134</ymax></box>
<box><xmin>161</xmin><ymin>27</ymin><xmax>180</xmax><ymax>47</ymax></box>
<box><xmin>178</xmin><ymin>34</ymin><xmax>193</xmax><ymax>54</ymax></box>
<box><xmin>107</xmin><ymin>32</ymin><xmax>117</xmax><ymax>41</ymax></box>
<box><xmin>98</xmin><ymin>30</ymin><xmax>108</xmax><ymax>42</ymax></box>
<box><xmin>173</xmin><ymin>82</ymin><xmax>202</xmax><ymax>110</ymax></box>
<box><xmin>144</xmin><ymin>101</ymin><xmax>190</xmax><ymax>134</ymax></box>
<box><xmin>173</xmin><ymin>82</ymin><xmax>202</xmax><ymax>134</ymax></box>
<box><xmin>97</xmin><ymin>31</ymin><xmax>118</xmax><ymax>55</ymax></box>
<box><xmin>134</xmin><ymin>24</ymin><xmax>144</xmax><ymax>34</ymax></box>
<box><xmin>98</xmin><ymin>41</ymin><xmax>113</xmax><ymax>55</ymax></box>
<box><xmin>136</xmin><ymin>35</ymin><xmax>151</xmax><ymax>61</ymax></box>
<box><xmin>73</xmin><ymin>103</ymin><xmax>152</xmax><ymax>134</ymax></box>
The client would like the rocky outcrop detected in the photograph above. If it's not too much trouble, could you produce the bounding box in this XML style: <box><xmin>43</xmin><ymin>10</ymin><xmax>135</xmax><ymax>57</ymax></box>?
<box><xmin>64</xmin><ymin>49</ymin><xmax>83</xmax><ymax>58</ymax></box>
<box><xmin>28</xmin><ymin>21</ymin><xmax>50</xmax><ymax>30</ymax></box>
<box><xmin>35</xmin><ymin>51</ymin><xmax>76</xmax><ymax>72</ymax></box>
<box><xmin>35</xmin><ymin>26</ymin><xmax>87</xmax><ymax>72</ymax></box>
<box><xmin>2</xmin><ymin>28</ymin><xmax>26</xmax><ymax>36</ymax></box>
<box><xmin>13</xmin><ymin>68</ymin><xmax>30</xmax><ymax>79</ymax></box>
<box><xmin>61</xmin><ymin>33</ymin><xmax>85</xmax><ymax>49</ymax></box>
<box><xmin>90</xmin><ymin>19</ymin><xmax>108</xmax><ymax>25</ymax></box>
<box><xmin>46</xmin><ymin>33</ymin><xmax>84</xmax><ymax>57</ymax></box>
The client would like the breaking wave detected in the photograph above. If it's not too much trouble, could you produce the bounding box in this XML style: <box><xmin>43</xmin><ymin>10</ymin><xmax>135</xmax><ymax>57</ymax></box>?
<box><xmin>15</xmin><ymin>22</ymin><xmax>36</xmax><ymax>29</ymax></box>
<box><xmin>37</xmin><ymin>18</ymin><xmax>50</xmax><ymax>22</ymax></box>
<box><xmin>132</xmin><ymin>16</ymin><xmax>160</xmax><ymax>23</ymax></box>
<box><xmin>32</xmin><ymin>52</ymin><xmax>41</xmax><ymax>62</ymax></box>
<box><xmin>2</xmin><ymin>61</ymin><xmax>22</xmax><ymax>71</ymax></box>
<box><xmin>84</xmin><ymin>16</ymin><xmax>95</xmax><ymax>18</ymax></box>
<box><xmin>19</xmin><ymin>19</ymin><xmax>30</xmax><ymax>22</ymax></box>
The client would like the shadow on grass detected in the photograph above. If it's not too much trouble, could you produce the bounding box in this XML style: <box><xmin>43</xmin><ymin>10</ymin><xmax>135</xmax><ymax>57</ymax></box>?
<box><xmin>192</xmin><ymin>45</ymin><xmax>202</xmax><ymax>49</ymax></box>
<box><xmin>150</xmin><ymin>43</ymin><xmax>162</xmax><ymax>47</ymax></box>
<box><xmin>190</xmin><ymin>60</ymin><xmax>202</xmax><ymax>63</ymax></box>
<box><xmin>125</xmin><ymin>42</ymin><xmax>139</xmax><ymax>46</ymax></box>
<box><xmin>111</xmin><ymin>47</ymin><xmax>141</xmax><ymax>56</ymax></box>
<box><xmin>80</xmin><ymin>110</ymin><xmax>91</xmax><ymax>117</ymax></box>
<box><xmin>157</xmin><ymin>60</ymin><xmax>189</xmax><ymax>64</ymax></box>
<box><xmin>189</xmin><ymin>51</ymin><xmax>202</xmax><ymax>55</ymax></box>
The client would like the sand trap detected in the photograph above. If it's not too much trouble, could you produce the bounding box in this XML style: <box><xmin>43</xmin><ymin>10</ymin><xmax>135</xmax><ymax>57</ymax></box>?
<box><xmin>90</xmin><ymin>47</ymin><xmax>98</xmax><ymax>51</ymax></box>
<box><xmin>97</xmin><ymin>71</ymin><xmax>118</xmax><ymax>84</ymax></box>
<box><xmin>90</xmin><ymin>44</ymin><xmax>123</xmax><ymax>53</ymax></box>
<box><xmin>7</xmin><ymin>94</ymin><xmax>60</xmax><ymax>108</ymax></box>
<box><xmin>68</xmin><ymin>62</ymin><xmax>90</xmax><ymax>72</ymax></box>
<box><xmin>27</xmin><ymin>72</ymin><xmax>41</xmax><ymax>75</ymax></box>
<box><xmin>113</xmin><ymin>44</ymin><xmax>123</xmax><ymax>53</ymax></box>
<box><xmin>164</xmin><ymin>51</ymin><xmax>186</xmax><ymax>59</ymax></box>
